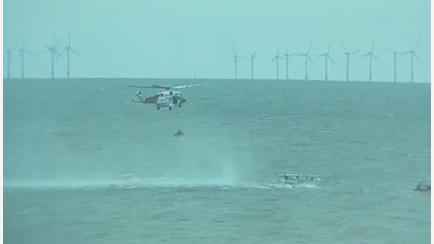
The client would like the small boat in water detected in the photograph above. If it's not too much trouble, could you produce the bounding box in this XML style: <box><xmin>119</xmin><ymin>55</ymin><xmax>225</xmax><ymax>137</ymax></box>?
<box><xmin>414</xmin><ymin>181</ymin><xmax>431</xmax><ymax>193</ymax></box>
<box><xmin>278</xmin><ymin>173</ymin><xmax>323</xmax><ymax>185</ymax></box>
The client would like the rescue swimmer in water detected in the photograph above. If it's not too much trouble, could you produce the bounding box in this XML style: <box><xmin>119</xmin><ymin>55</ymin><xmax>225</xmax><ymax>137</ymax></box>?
<box><xmin>173</xmin><ymin>130</ymin><xmax>184</xmax><ymax>137</ymax></box>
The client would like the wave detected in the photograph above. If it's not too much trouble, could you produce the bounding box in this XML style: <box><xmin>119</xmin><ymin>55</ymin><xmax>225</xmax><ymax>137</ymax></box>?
<box><xmin>5</xmin><ymin>177</ymin><xmax>320</xmax><ymax>191</ymax></box>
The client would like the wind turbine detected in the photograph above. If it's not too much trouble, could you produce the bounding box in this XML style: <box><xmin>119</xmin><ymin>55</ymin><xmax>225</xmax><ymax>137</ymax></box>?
<box><xmin>47</xmin><ymin>43</ymin><xmax>61</xmax><ymax>79</ymax></box>
<box><xmin>317</xmin><ymin>43</ymin><xmax>334</xmax><ymax>81</ymax></box>
<box><xmin>362</xmin><ymin>41</ymin><xmax>380</xmax><ymax>82</ymax></box>
<box><xmin>341</xmin><ymin>43</ymin><xmax>359</xmax><ymax>81</ymax></box>
<box><xmin>232</xmin><ymin>48</ymin><xmax>244</xmax><ymax>79</ymax></box>
<box><xmin>272</xmin><ymin>48</ymin><xmax>283</xmax><ymax>80</ymax></box>
<box><xmin>64</xmin><ymin>31</ymin><xmax>79</xmax><ymax>79</ymax></box>
<box><xmin>250</xmin><ymin>51</ymin><xmax>257</xmax><ymax>80</ymax></box>
<box><xmin>297</xmin><ymin>43</ymin><xmax>313</xmax><ymax>80</ymax></box>
<box><xmin>5</xmin><ymin>49</ymin><xmax>11</xmax><ymax>79</ymax></box>
<box><xmin>385</xmin><ymin>48</ymin><xmax>401</xmax><ymax>82</ymax></box>
<box><xmin>283</xmin><ymin>51</ymin><xmax>299</xmax><ymax>80</ymax></box>
<box><xmin>402</xmin><ymin>38</ymin><xmax>420</xmax><ymax>83</ymax></box>
<box><xmin>18</xmin><ymin>47</ymin><xmax>32</xmax><ymax>79</ymax></box>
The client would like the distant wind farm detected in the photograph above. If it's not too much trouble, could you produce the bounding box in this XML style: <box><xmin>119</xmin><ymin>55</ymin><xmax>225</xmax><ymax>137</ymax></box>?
<box><xmin>3</xmin><ymin>34</ymin><xmax>423</xmax><ymax>83</ymax></box>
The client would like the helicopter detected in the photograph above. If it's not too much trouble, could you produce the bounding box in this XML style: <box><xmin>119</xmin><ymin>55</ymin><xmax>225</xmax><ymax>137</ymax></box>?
<box><xmin>129</xmin><ymin>84</ymin><xmax>199</xmax><ymax>110</ymax></box>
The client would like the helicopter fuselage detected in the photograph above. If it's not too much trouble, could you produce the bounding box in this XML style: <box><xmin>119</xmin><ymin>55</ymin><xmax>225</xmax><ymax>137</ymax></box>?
<box><xmin>136</xmin><ymin>89</ymin><xmax>186</xmax><ymax>110</ymax></box>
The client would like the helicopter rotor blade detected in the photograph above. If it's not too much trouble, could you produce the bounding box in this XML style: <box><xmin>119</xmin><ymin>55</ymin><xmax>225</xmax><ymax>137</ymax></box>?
<box><xmin>128</xmin><ymin>85</ymin><xmax>171</xmax><ymax>90</ymax></box>
<box><xmin>172</xmin><ymin>84</ymin><xmax>201</xmax><ymax>89</ymax></box>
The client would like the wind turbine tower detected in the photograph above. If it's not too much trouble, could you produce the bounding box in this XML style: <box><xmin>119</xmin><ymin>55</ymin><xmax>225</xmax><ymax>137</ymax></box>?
<box><xmin>18</xmin><ymin>47</ymin><xmax>31</xmax><ymax>79</ymax></box>
<box><xmin>341</xmin><ymin>43</ymin><xmax>359</xmax><ymax>81</ymax></box>
<box><xmin>5</xmin><ymin>49</ymin><xmax>11</xmax><ymax>79</ymax></box>
<box><xmin>317</xmin><ymin>43</ymin><xmax>334</xmax><ymax>80</ymax></box>
<box><xmin>297</xmin><ymin>43</ymin><xmax>313</xmax><ymax>80</ymax></box>
<box><xmin>403</xmin><ymin>39</ymin><xmax>420</xmax><ymax>83</ymax></box>
<box><xmin>64</xmin><ymin>31</ymin><xmax>79</xmax><ymax>79</ymax></box>
<box><xmin>391</xmin><ymin>51</ymin><xmax>399</xmax><ymax>82</ymax></box>
<box><xmin>232</xmin><ymin>49</ymin><xmax>244</xmax><ymax>79</ymax></box>
<box><xmin>250</xmin><ymin>51</ymin><xmax>257</xmax><ymax>80</ymax></box>
<box><xmin>47</xmin><ymin>44</ymin><xmax>60</xmax><ymax>79</ymax></box>
<box><xmin>283</xmin><ymin>52</ymin><xmax>290</xmax><ymax>80</ymax></box>
<box><xmin>362</xmin><ymin>41</ymin><xmax>380</xmax><ymax>82</ymax></box>
<box><xmin>283</xmin><ymin>51</ymin><xmax>298</xmax><ymax>80</ymax></box>
<box><xmin>272</xmin><ymin>48</ymin><xmax>283</xmax><ymax>80</ymax></box>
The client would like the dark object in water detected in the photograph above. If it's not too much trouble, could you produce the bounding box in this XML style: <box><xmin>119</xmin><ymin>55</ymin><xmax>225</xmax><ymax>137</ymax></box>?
<box><xmin>173</xmin><ymin>130</ymin><xmax>184</xmax><ymax>137</ymax></box>
<box><xmin>414</xmin><ymin>182</ymin><xmax>431</xmax><ymax>192</ymax></box>
<box><xmin>278</xmin><ymin>173</ymin><xmax>322</xmax><ymax>185</ymax></box>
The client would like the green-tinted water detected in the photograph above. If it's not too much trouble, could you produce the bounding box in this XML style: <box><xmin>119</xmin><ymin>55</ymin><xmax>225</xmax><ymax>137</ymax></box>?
<box><xmin>4</xmin><ymin>79</ymin><xmax>430</xmax><ymax>243</ymax></box>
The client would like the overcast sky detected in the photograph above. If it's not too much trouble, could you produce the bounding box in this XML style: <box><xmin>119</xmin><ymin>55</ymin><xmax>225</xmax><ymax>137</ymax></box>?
<box><xmin>4</xmin><ymin>0</ymin><xmax>431</xmax><ymax>81</ymax></box>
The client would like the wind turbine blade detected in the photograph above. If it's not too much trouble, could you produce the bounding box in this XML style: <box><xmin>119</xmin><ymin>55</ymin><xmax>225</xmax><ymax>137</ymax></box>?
<box><xmin>350</xmin><ymin>49</ymin><xmax>359</xmax><ymax>55</ymax></box>
<box><xmin>362</xmin><ymin>53</ymin><xmax>370</xmax><ymax>58</ymax></box>
<box><xmin>68</xmin><ymin>30</ymin><xmax>71</xmax><ymax>47</ymax></box>
<box><xmin>413</xmin><ymin>36</ymin><xmax>420</xmax><ymax>51</ymax></box>
<box><xmin>308</xmin><ymin>55</ymin><xmax>313</xmax><ymax>62</ymax></box>
<box><xmin>340</xmin><ymin>42</ymin><xmax>348</xmax><ymax>52</ymax></box>
<box><xmin>71</xmin><ymin>48</ymin><xmax>79</xmax><ymax>55</ymax></box>
<box><xmin>400</xmin><ymin>51</ymin><xmax>410</xmax><ymax>56</ymax></box>
<box><xmin>327</xmin><ymin>43</ymin><xmax>332</xmax><ymax>54</ymax></box>
<box><xmin>307</xmin><ymin>42</ymin><xmax>312</xmax><ymax>54</ymax></box>
<box><xmin>373</xmin><ymin>54</ymin><xmax>380</xmax><ymax>61</ymax></box>
<box><xmin>414</xmin><ymin>53</ymin><xmax>420</xmax><ymax>61</ymax></box>
<box><xmin>328</xmin><ymin>55</ymin><xmax>335</xmax><ymax>63</ymax></box>
<box><xmin>370</xmin><ymin>41</ymin><xmax>374</xmax><ymax>52</ymax></box>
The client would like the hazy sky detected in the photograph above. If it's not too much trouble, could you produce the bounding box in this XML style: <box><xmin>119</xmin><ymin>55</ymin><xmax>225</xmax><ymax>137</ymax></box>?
<box><xmin>4</xmin><ymin>0</ymin><xmax>431</xmax><ymax>81</ymax></box>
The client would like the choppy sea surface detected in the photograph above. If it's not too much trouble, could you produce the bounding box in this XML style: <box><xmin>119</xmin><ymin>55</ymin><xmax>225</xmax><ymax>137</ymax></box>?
<box><xmin>4</xmin><ymin>78</ymin><xmax>430</xmax><ymax>243</ymax></box>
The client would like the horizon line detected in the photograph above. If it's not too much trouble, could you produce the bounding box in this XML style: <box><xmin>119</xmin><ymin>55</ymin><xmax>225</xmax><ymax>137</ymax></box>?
<box><xmin>3</xmin><ymin>77</ymin><xmax>430</xmax><ymax>84</ymax></box>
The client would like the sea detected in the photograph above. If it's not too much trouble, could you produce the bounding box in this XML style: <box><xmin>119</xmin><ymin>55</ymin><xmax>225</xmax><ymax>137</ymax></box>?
<box><xmin>4</xmin><ymin>78</ymin><xmax>431</xmax><ymax>244</ymax></box>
